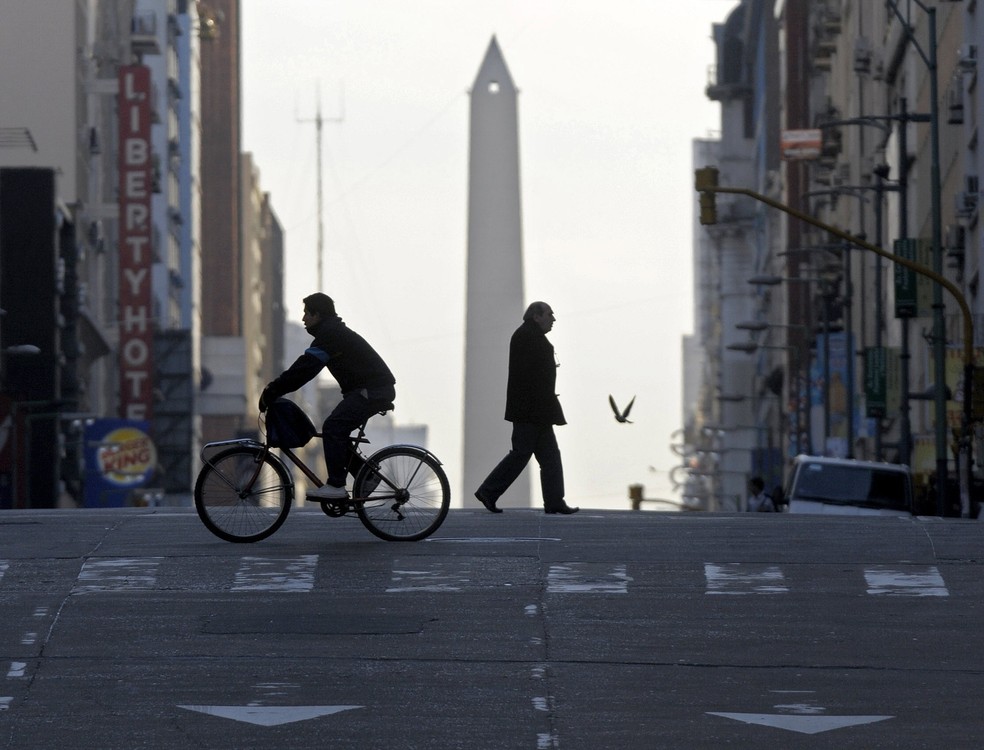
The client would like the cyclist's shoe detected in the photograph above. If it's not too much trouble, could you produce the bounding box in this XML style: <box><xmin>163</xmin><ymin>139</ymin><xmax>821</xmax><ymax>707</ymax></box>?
<box><xmin>307</xmin><ymin>483</ymin><xmax>349</xmax><ymax>501</ymax></box>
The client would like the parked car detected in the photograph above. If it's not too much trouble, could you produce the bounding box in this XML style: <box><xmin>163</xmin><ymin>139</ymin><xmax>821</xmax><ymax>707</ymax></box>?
<box><xmin>783</xmin><ymin>455</ymin><xmax>913</xmax><ymax>517</ymax></box>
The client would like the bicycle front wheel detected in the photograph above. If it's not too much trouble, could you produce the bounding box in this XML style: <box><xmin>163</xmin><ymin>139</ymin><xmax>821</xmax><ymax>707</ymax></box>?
<box><xmin>354</xmin><ymin>445</ymin><xmax>450</xmax><ymax>541</ymax></box>
<box><xmin>194</xmin><ymin>445</ymin><xmax>293</xmax><ymax>542</ymax></box>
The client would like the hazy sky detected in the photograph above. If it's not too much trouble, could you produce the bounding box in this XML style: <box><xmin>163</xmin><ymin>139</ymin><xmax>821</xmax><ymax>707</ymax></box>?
<box><xmin>241</xmin><ymin>0</ymin><xmax>737</xmax><ymax>510</ymax></box>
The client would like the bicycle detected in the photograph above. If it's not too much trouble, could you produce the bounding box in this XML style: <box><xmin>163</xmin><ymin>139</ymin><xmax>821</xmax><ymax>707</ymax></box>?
<box><xmin>193</xmin><ymin>401</ymin><xmax>450</xmax><ymax>543</ymax></box>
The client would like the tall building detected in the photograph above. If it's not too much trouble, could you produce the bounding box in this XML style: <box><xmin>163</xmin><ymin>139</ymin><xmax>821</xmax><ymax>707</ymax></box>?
<box><xmin>686</xmin><ymin>0</ymin><xmax>981</xmax><ymax>517</ymax></box>
<box><xmin>462</xmin><ymin>37</ymin><xmax>529</xmax><ymax>508</ymax></box>
<box><xmin>198</xmin><ymin>0</ymin><xmax>245</xmax><ymax>444</ymax></box>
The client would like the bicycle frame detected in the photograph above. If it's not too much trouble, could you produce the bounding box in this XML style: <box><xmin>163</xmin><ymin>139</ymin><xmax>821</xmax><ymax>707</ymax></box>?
<box><xmin>198</xmin><ymin>420</ymin><xmax>443</xmax><ymax>500</ymax></box>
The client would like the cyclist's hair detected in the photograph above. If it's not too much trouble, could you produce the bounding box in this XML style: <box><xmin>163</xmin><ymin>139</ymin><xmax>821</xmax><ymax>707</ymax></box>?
<box><xmin>303</xmin><ymin>293</ymin><xmax>336</xmax><ymax>318</ymax></box>
<box><xmin>523</xmin><ymin>301</ymin><xmax>550</xmax><ymax>322</ymax></box>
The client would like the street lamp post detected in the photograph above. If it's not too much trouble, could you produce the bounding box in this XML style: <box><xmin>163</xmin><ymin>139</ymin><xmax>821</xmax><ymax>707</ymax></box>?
<box><xmin>885</xmin><ymin>0</ymin><xmax>947</xmax><ymax>514</ymax></box>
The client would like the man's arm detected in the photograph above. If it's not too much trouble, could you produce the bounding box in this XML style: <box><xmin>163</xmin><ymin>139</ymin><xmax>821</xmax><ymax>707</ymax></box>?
<box><xmin>259</xmin><ymin>348</ymin><xmax>327</xmax><ymax>410</ymax></box>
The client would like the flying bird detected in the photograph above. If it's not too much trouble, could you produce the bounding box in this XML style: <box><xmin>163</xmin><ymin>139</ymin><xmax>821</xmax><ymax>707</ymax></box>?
<box><xmin>609</xmin><ymin>395</ymin><xmax>636</xmax><ymax>424</ymax></box>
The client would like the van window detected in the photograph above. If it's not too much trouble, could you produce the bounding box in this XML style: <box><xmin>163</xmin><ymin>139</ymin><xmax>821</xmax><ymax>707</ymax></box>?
<box><xmin>792</xmin><ymin>462</ymin><xmax>909</xmax><ymax>512</ymax></box>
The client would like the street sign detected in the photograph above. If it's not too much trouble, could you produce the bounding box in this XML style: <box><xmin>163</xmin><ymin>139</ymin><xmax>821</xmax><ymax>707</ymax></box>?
<box><xmin>780</xmin><ymin>129</ymin><xmax>822</xmax><ymax>160</ymax></box>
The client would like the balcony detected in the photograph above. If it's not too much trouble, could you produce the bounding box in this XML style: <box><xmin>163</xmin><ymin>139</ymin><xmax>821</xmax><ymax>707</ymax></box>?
<box><xmin>131</xmin><ymin>12</ymin><xmax>161</xmax><ymax>56</ymax></box>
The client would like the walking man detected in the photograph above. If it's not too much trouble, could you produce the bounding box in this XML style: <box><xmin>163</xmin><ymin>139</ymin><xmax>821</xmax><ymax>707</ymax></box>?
<box><xmin>474</xmin><ymin>301</ymin><xmax>578</xmax><ymax>514</ymax></box>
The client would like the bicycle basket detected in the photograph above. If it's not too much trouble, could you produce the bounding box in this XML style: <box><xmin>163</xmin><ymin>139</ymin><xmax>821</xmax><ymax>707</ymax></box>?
<box><xmin>265</xmin><ymin>398</ymin><xmax>317</xmax><ymax>448</ymax></box>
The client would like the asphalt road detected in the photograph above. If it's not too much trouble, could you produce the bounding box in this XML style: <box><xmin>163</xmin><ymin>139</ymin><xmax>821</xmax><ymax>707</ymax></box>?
<box><xmin>0</xmin><ymin>506</ymin><xmax>982</xmax><ymax>749</ymax></box>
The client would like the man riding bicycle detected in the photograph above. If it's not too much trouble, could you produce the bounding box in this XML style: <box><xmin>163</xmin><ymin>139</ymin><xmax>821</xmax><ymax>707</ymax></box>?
<box><xmin>258</xmin><ymin>293</ymin><xmax>396</xmax><ymax>501</ymax></box>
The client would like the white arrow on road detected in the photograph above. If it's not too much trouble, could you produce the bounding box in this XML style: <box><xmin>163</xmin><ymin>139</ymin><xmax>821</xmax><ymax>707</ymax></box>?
<box><xmin>707</xmin><ymin>712</ymin><xmax>893</xmax><ymax>735</ymax></box>
<box><xmin>178</xmin><ymin>704</ymin><xmax>363</xmax><ymax>727</ymax></box>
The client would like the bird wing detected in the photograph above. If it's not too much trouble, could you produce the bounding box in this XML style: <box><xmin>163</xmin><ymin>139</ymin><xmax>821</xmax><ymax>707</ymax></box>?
<box><xmin>608</xmin><ymin>394</ymin><xmax>619</xmax><ymax>416</ymax></box>
<box><xmin>623</xmin><ymin>396</ymin><xmax>636</xmax><ymax>418</ymax></box>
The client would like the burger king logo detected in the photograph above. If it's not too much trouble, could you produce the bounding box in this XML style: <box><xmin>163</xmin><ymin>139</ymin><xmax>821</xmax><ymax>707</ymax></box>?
<box><xmin>97</xmin><ymin>427</ymin><xmax>157</xmax><ymax>486</ymax></box>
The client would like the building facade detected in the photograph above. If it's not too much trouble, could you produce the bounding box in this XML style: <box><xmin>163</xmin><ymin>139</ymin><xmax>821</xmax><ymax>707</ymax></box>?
<box><xmin>0</xmin><ymin>0</ymin><xmax>283</xmax><ymax>507</ymax></box>
<box><xmin>686</xmin><ymin>0</ymin><xmax>984</xmax><ymax>517</ymax></box>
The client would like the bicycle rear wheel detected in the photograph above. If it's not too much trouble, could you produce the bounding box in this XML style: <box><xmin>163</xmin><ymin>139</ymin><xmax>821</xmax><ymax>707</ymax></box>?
<box><xmin>194</xmin><ymin>445</ymin><xmax>292</xmax><ymax>542</ymax></box>
<box><xmin>354</xmin><ymin>445</ymin><xmax>450</xmax><ymax>541</ymax></box>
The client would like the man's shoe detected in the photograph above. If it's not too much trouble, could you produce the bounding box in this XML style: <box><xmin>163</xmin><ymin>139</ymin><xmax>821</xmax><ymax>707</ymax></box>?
<box><xmin>544</xmin><ymin>504</ymin><xmax>579</xmax><ymax>515</ymax></box>
<box><xmin>475</xmin><ymin>490</ymin><xmax>502</xmax><ymax>513</ymax></box>
<box><xmin>307</xmin><ymin>483</ymin><xmax>349</xmax><ymax>501</ymax></box>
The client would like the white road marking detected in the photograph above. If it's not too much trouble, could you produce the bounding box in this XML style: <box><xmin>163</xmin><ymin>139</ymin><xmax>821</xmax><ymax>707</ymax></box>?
<box><xmin>387</xmin><ymin>560</ymin><xmax>477</xmax><ymax>592</ymax></box>
<box><xmin>707</xmin><ymin>712</ymin><xmax>893</xmax><ymax>734</ymax></box>
<box><xmin>547</xmin><ymin>563</ymin><xmax>631</xmax><ymax>593</ymax></box>
<box><xmin>864</xmin><ymin>566</ymin><xmax>948</xmax><ymax>596</ymax></box>
<box><xmin>6</xmin><ymin>662</ymin><xmax>25</xmax><ymax>678</ymax></box>
<box><xmin>427</xmin><ymin>537</ymin><xmax>560</xmax><ymax>543</ymax></box>
<box><xmin>177</xmin><ymin>704</ymin><xmax>362</xmax><ymax>726</ymax></box>
<box><xmin>73</xmin><ymin>558</ymin><xmax>162</xmax><ymax>594</ymax></box>
<box><xmin>704</xmin><ymin>563</ymin><xmax>787</xmax><ymax>595</ymax></box>
<box><xmin>231</xmin><ymin>555</ymin><xmax>317</xmax><ymax>592</ymax></box>
<box><xmin>0</xmin><ymin>561</ymin><xmax>8</xmax><ymax>583</ymax></box>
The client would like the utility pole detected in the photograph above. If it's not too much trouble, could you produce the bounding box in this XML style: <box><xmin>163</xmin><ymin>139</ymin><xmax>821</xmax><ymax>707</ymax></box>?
<box><xmin>297</xmin><ymin>84</ymin><xmax>343</xmax><ymax>290</ymax></box>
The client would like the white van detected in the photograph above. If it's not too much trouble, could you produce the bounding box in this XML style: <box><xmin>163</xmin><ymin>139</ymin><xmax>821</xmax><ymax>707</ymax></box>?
<box><xmin>783</xmin><ymin>455</ymin><xmax>913</xmax><ymax>517</ymax></box>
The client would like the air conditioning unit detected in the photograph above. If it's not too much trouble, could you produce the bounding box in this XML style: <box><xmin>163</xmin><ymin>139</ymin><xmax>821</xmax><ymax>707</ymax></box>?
<box><xmin>88</xmin><ymin>126</ymin><xmax>101</xmax><ymax>155</ymax></box>
<box><xmin>945</xmin><ymin>224</ymin><xmax>966</xmax><ymax>251</ymax></box>
<box><xmin>958</xmin><ymin>44</ymin><xmax>977</xmax><ymax>71</ymax></box>
<box><xmin>955</xmin><ymin>190</ymin><xmax>978</xmax><ymax>218</ymax></box>
<box><xmin>853</xmin><ymin>37</ymin><xmax>872</xmax><ymax>74</ymax></box>
<box><xmin>948</xmin><ymin>80</ymin><xmax>965</xmax><ymax>124</ymax></box>
<box><xmin>87</xmin><ymin>220</ymin><xmax>104</xmax><ymax>251</ymax></box>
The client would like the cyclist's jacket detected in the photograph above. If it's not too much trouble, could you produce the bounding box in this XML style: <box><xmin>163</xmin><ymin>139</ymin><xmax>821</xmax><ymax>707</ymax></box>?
<box><xmin>263</xmin><ymin>315</ymin><xmax>395</xmax><ymax>401</ymax></box>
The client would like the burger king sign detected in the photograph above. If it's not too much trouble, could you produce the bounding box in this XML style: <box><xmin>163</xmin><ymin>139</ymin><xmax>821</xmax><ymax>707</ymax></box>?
<box><xmin>84</xmin><ymin>419</ymin><xmax>157</xmax><ymax>507</ymax></box>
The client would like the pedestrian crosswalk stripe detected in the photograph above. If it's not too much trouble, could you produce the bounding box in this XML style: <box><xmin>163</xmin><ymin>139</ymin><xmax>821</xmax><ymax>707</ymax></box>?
<box><xmin>547</xmin><ymin>563</ymin><xmax>631</xmax><ymax>593</ymax></box>
<box><xmin>387</xmin><ymin>560</ymin><xmax>474</xmax><ymax>592</ymax></box>
<box><xmin>73</xmin><ymin>558</ymin><xmax>162</xmax><ymax>594</ymax></box>
<box><xmin>705</xmin><ymin>563</ymin><xmax>788</xmax><ymax>595</ymax></box>
<box><xmin>864</xmin><ymin>566</ymin><xmax>948</xmax><ymax>597</ymax></box>
<box><xmin>231</xmin><ymin>555</ymin><xmax>317</xmax><ymax>592</ymax></box>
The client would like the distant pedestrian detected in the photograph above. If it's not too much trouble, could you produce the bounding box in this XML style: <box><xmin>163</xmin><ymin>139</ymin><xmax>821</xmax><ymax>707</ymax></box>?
<box><xmin>747</xmin><ymin>476</ymin><xmax>775</xmax><ymax>512</ymax></box>
<box><xmin>474</xmin><ymin>301</ymin><xmax>578</xmax><ymax>515</ymax></box>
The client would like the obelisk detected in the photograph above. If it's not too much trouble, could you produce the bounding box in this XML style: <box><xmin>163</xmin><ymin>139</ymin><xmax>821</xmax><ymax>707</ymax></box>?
<box><xmin>463</xmin><ymin>36</ymin><xmax>530</xmax><ymax>508</ymax></box>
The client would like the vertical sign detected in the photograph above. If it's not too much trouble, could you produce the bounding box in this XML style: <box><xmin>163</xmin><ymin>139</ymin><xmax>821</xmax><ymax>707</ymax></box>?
<box><xmin>864</xmin><ymin>346</ymin><xmax>887</xmax><ymax>418</ymax></box>
<box><xmin>894</xmin><ymin>238</ymin><xmax>933</xmax><ymax>318</ymax></box>
<box><xmin>118</xmin><ymin>65</ymin><xmax>154</xmax><ymax>420</ymax></box>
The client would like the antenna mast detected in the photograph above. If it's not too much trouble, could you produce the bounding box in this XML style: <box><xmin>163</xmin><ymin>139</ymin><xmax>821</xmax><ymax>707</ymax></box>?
<box><xmin>297</xmin><ymin>83</ymin><xmax>343</xmax><ymax>289</ymax></box>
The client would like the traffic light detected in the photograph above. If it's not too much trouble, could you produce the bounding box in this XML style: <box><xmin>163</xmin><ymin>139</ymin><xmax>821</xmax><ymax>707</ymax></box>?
<box><xmin>695</xmin><ymin>166</ymin><xmax>719</xmax><ymax>225</ymax></box>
